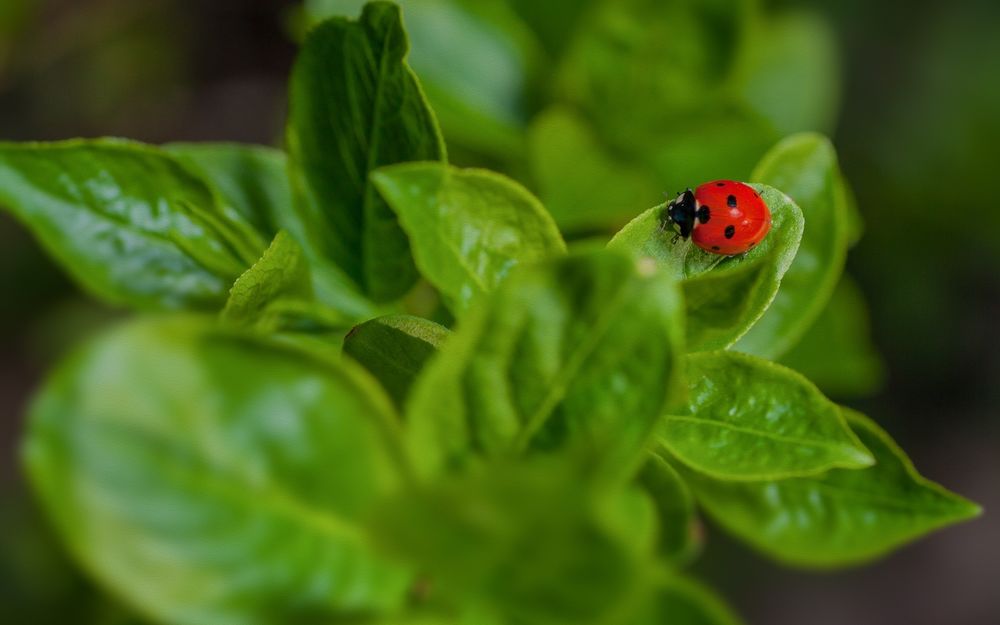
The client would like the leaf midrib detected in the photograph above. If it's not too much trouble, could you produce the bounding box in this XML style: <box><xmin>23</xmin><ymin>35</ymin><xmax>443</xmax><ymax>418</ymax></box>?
<box><xmin>512</xmin><ymin>277</ymin><xmax>641</xmax><ymax>450</ymax></box>
<box><xmin>661</xmin><ymin>414</ymin><xmax>856</xmax><ymax>456</ymax></box>
<box><xmin>360</xmin><ymin>23</ymin><xmax>394</xmax><ymax>292</ymax></box>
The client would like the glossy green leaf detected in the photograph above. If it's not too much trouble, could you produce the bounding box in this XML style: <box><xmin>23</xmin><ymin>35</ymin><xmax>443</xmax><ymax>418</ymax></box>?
<box><xmin>24</xmin><ymin>315</ymin><xmax>414</xmax><ymax>624</ymax></box>
<box><xmin>0</xmin><ymin>139</ymin><xmax>266</xmax><ymax>310</ymax></box>
<box><xmin>370</xmin><ymin>458</ymin><xmax>651</xmax><ymax>625</ymax></box>
<box><xmin>406</xmin><ymin>249</ymin><xmax>684</xmax><ymax>481</ymax></box>
<box><xmin>343</xmin><ymin>314</ymin><xmax>451</xmax><ymax>409</ymax></box>
<box><xmin>781</xmin><ymin>276</ymin><xmax>885</xmax><ymax>398</ymax></box>
<box><xmin>528</xmin><ymin>107</ymin><xmax>660</xmax><ymax>233</ymax></box>
<box><xmin>221</xmin><ymin>231</ymin><xmax>314</xmax><ymax>329</ymax></box>
<box><xmin>734</xmin><ymin>133</ymin><xmax>849</xmax><ymax>359</ymax></box>
<box><xmin>372</xmin><ymin>162</ymin><xmax>566</xmax><ymax>314</ymax></box>
<box><xmin>676</xmin><ymin>409</ymin><xmax>982</xmax><ymax>568</ymax></box>
<box><xmin>627</xmin><ymin>575</ymin><xmax>743</xmax><ymax>625</ymax></box>
<box><xmin>305</xmin><ymin>0</ymin><xmax>537</xmax><ymax>160</ymax></box>
<box><xmin>737</xmin><ymin>11</ymin><xmax>840</xmax><ymax>136</ymax></box>
<box><xmin>287</xmin><ymin>2</ymin><xmax>446</xmax><ymax>302</ymax></box>
<box><xmin>638</xmin><ymin>455</ymin><xmax>700</xmax><ymax>566</ymax></box>
<box><xmin>609</xmin><ymin>184</ymin><xmax>804</xmax><ymax>351</ymax></box>
<box><xmin>166</xmin><ymin>142</ymin><xmax>293</xmax><ymax>237</ymax></box>
<box><xmin>659</xmin><ymin>352</ymin><xmax>873</xmax><ymax>480</ymax></box>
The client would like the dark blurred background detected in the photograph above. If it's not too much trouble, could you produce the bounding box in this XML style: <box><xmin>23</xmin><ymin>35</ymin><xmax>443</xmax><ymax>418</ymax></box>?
<box><xmin>1</xmin><ymin>1</ymin><xmax>997</xmax><ymax>624</ymax></box>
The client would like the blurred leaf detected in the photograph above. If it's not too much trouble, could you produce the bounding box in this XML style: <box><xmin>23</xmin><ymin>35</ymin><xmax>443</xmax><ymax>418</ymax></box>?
<box><xmin>343</xmin><ymin>314</ymin><xmax>451</xmax><ymax>409</ymax></box>
<box><xmin>406</xmin><ymin>249</ymin><xmax>685</xmax><ymax>481</ymax></box>
<box><xmin>24</xmin><ymin>316</ymin><xmax>415</xmax><ymax>623</ymax></box>
<box><xmin>638</xmin><ymin>455</ymin><xmax>700</xmax><ymax>566</ymax></box>
<box><xmin>372</xmin><ymin>162</ymin><xmax>565</xmax><ymax>315</ymax></box>
<box><xmin>674</xmin><ymin>409</ymin><xmax>981</xmax><ymax>568</ymax></box>
<box><xmin>221</xmin><ymin>231</ymin><xmax>315</xmax><ymax>329</ymax></box>
<box><xmin>370</xmin><ymin>458</ymin><xmax>652</xmax><ymax>625</ymax></box>
<box><xmin>659</xmin><ymin>352</ymin><xmax>872</xmax><ymax>481</ymax></box>
<box><xmin>734</xmin><ymin>133</ymin><xmax>849</xmax><ymax>359</ymax></box>
<box><xmin>780</xmin><ymin>276</ymin><xmax>885</xmax><ymax>398</ymax></box>
<box><xmin>0</xmin><ymin>140</ymin><xmax>265</xmax><ymax>310</ymax></box>
<box><xmin>305</xmin><ymin>0</ymin><xmax>538</xmax><ymax>161</ymax></box>
<box><xmin>528</xmin><ymin>107</ymin><xmax>660</xmax><ymax>233</ymax></box>
<box><xmin>840</xmin><ymin>173</ymin><xmax>864</xmax><ymax>247</ymax></box>
<box><xmin>555</xmin><ymin>0</ymin><xmax>752</xmax><ymax>136</ymax></box>
<box><xmin>639</xmin><ymin>109</ymin><xmax>778</xmax><ymax>204</ymax></box>
<box><xmin>627</xmin><ymin>574</ymin><xmax>743</xmax><ymax>625</ymax></box>
<box><xmin>503</xmin><ymin>0</ymin><xmax>595</xmax><ymax>58</ymax></box>
<box><xmin>609</xmin><ymin>185</ymin><xmax>803</xmax><ymax>351</ymax></box>
<box><xmin>737</xmin><ymin>11</ymin><xmax>840</xmax><ymax>136</ymax></box>
<box><xmin>166</xmin><ymin>143</ymin><xmax>292</xmax><ymax>237</ymax></box>
<box><xmin>287</xmin><ymin>2</ymin><xmax>446</xmax><ymax>302</ymax></box>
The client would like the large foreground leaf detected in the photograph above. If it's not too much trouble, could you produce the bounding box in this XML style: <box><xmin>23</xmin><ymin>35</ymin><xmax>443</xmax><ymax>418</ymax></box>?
<box><xmin>287</xmin><ymin>2</ymin><xmax>446</xmax><ymax>301</ymax></box>
<box><xmin>0</xmin><ymin>140</ymin><xmax>265</xmax><ymax>310</ymax></box>
<box><xmin>406</xmin><ymin>249</ymin><xmax>684</xmax><ymax>481</ymax></box>
<box><xmin>370</xmin><ymin>459</ymin><xmax>653</xmax><ymax>625</ymax></box>
<box><xmin>674</xmin><ymin>409</ymin><xmax>981</xmax><ymax>567</ymax></box>
<box><xmin>24</xmin><ymin>316</ymin><xmax>414</xmax><ymax>624</ymax></box>
<box><xmin>658</xmin><ymin>352</ymin><xmax>872</xmax><ymax>480</ymax></box>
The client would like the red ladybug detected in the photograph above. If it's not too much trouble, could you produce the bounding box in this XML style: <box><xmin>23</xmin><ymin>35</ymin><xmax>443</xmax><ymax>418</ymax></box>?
<box><xmin>662</xmin><ymin>180</ymin><xmax>771</xmax><ymax>255</ymax></box>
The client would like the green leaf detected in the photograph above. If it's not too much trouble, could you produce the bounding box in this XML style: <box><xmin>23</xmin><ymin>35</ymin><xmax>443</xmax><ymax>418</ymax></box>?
<box><xmin>609</xmin><ymin>184</ymin><xmax>804</xmax><ymax>352</ymax></box>
<box><xmin>638</xmin><ymin>455</ymin><xmax>700</xmax><ymax>566</ymax></box>
<box><xmin>221</xmin><ymin>230</ymin><xmax>316</xmax><ymax>329</ymax></box>
<box><xmin>528</xmin><ymin>107</ymin><xmax>661</xmax><ymax>233</ymax></box>
<box><xmin>165</xmin><ymin>142</ymin><xmax>382</xmax><ymax>323</ymax></box>
<box><xmin>734</xmin><ymin>133</ymin><xmax>849</xmax><ymax>359</ymax></box>
<box><xmin>737</xmin><ymin>11</ymin><xmax>840</xmax><ymax>136</ymax></box>
<box><xmin>372</xmin><ymin>162</ymin><xmax>566</xmax><ymax>315</ymax></box>
<box><xmin>24</xmin><ymin>315</ymin><xmax>415</xmax><ymax>623</ymax></box>
<box><xmin>0</xmin><ymin>139</ymin><xmax>266</xmax><ymax>310</ymax></box>
<box><xmin>406</xmin><ymin>249</ymin><xmax>684</xmax><ymax>481</ymax></box>
<box><xmin>166</xmin><ymin>142</ymin><xmax>293</xmax><ymax>237</ymax></box>
<box><xmin>659</xmin><ymin>352</ymin><xmax>873</xmax><ymax>480</ymax></box>
<box><xmin>504</xmin><ymin>0</ymin><xmax>596</xmax><ymax>58</ymax></box>
<box><xmin>676</xmin><ymin>409</ymin><xmax>982</xmax><ymax>568</ymax></box>
<box><xmin>555</xmin><ymin>0</ymin><xmax>753</xmax><ymax>140</ymax></box>
<box><xmin>287</xmin><ymin>2</ymin><xmax>446</xmax><ymax>302</ymax></box>
<box><xmin>627</xmin><ymin>575</ymin><xmax>743</xmax><ymax>625</ymax></box>
<box><xmin>370</xmin><ymin>458</ymin><xmax>651</xmax><ymax>625</ymax></box>
<box><xmin>781</xmin><ymin>276</ymin><xmax>885</xmax><ymax>398</ymax></box>
<box><xmin>343</xmin><ymin>314</ymin><xmax>451</xmax><ymax>409</ymax></box>
<box><xmin>305</xmin><ymin>0</ymin><xmax>537</xmax><ymax>160</ymax></box>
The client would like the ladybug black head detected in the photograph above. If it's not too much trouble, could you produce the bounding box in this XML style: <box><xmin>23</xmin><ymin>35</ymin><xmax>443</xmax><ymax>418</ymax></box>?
<box><xmin>664</xmin><ymin>189</ymin><xmax>696</xmax><ymax>238</ymax></box>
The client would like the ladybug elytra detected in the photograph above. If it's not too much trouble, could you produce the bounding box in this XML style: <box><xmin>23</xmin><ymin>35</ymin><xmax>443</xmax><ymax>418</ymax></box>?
<box><xmin>661</xmin><ymin>180</ymin><xmax>771</xmax><ymax>256</ymax></box>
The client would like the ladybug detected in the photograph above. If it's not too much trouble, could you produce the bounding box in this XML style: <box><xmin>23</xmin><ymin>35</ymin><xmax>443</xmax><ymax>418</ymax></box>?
<box><xmin>661</xmin><ymin>180</ymin><xmax>771</xmax><ymax>255</ymax></box>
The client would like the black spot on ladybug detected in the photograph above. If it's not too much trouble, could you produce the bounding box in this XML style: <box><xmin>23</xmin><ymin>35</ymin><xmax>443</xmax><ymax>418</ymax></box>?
<box><xmin>712</xmin><ymin>245</ymin><xmax>720</xmax><ymax>251</ymax></box>
<box><xmin>724</xmin><ymin>225</ymin><xmax>736</xmax><ymax>239</ymax></box>
<box><xmin>716</xmin><ymin>182</ymin><xmax>725</xmax><ymax>187</ymax></box>
<box><xmin>727</xmin><ymin>195</ymin><xmax>737</xmax><ymax>208</ymax></box>
<box><xmin>697</xmin><ymin>205</ymin><xmax>711</xmax><ymax>224</ymax></box>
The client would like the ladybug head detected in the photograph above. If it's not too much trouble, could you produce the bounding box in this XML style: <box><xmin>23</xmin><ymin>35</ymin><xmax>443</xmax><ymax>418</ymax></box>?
<box><xmin>665</xmin><ymin>189</ymin><xmax>696</xmax><ymax>238</ymax></box>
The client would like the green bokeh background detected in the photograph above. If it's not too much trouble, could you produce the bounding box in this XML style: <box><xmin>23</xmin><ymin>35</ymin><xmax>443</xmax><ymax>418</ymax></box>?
<box><xmin>1</xmin><ymin>1</ymin><xmax>997</xmax><ymax>623</ymax></box>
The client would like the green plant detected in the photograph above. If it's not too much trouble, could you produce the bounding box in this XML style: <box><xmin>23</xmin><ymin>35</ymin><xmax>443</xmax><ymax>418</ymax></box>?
<box><xmin>0</xmin><ymin>2</ymin><xmax>980</xmax><ymax>624</ymax></box>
